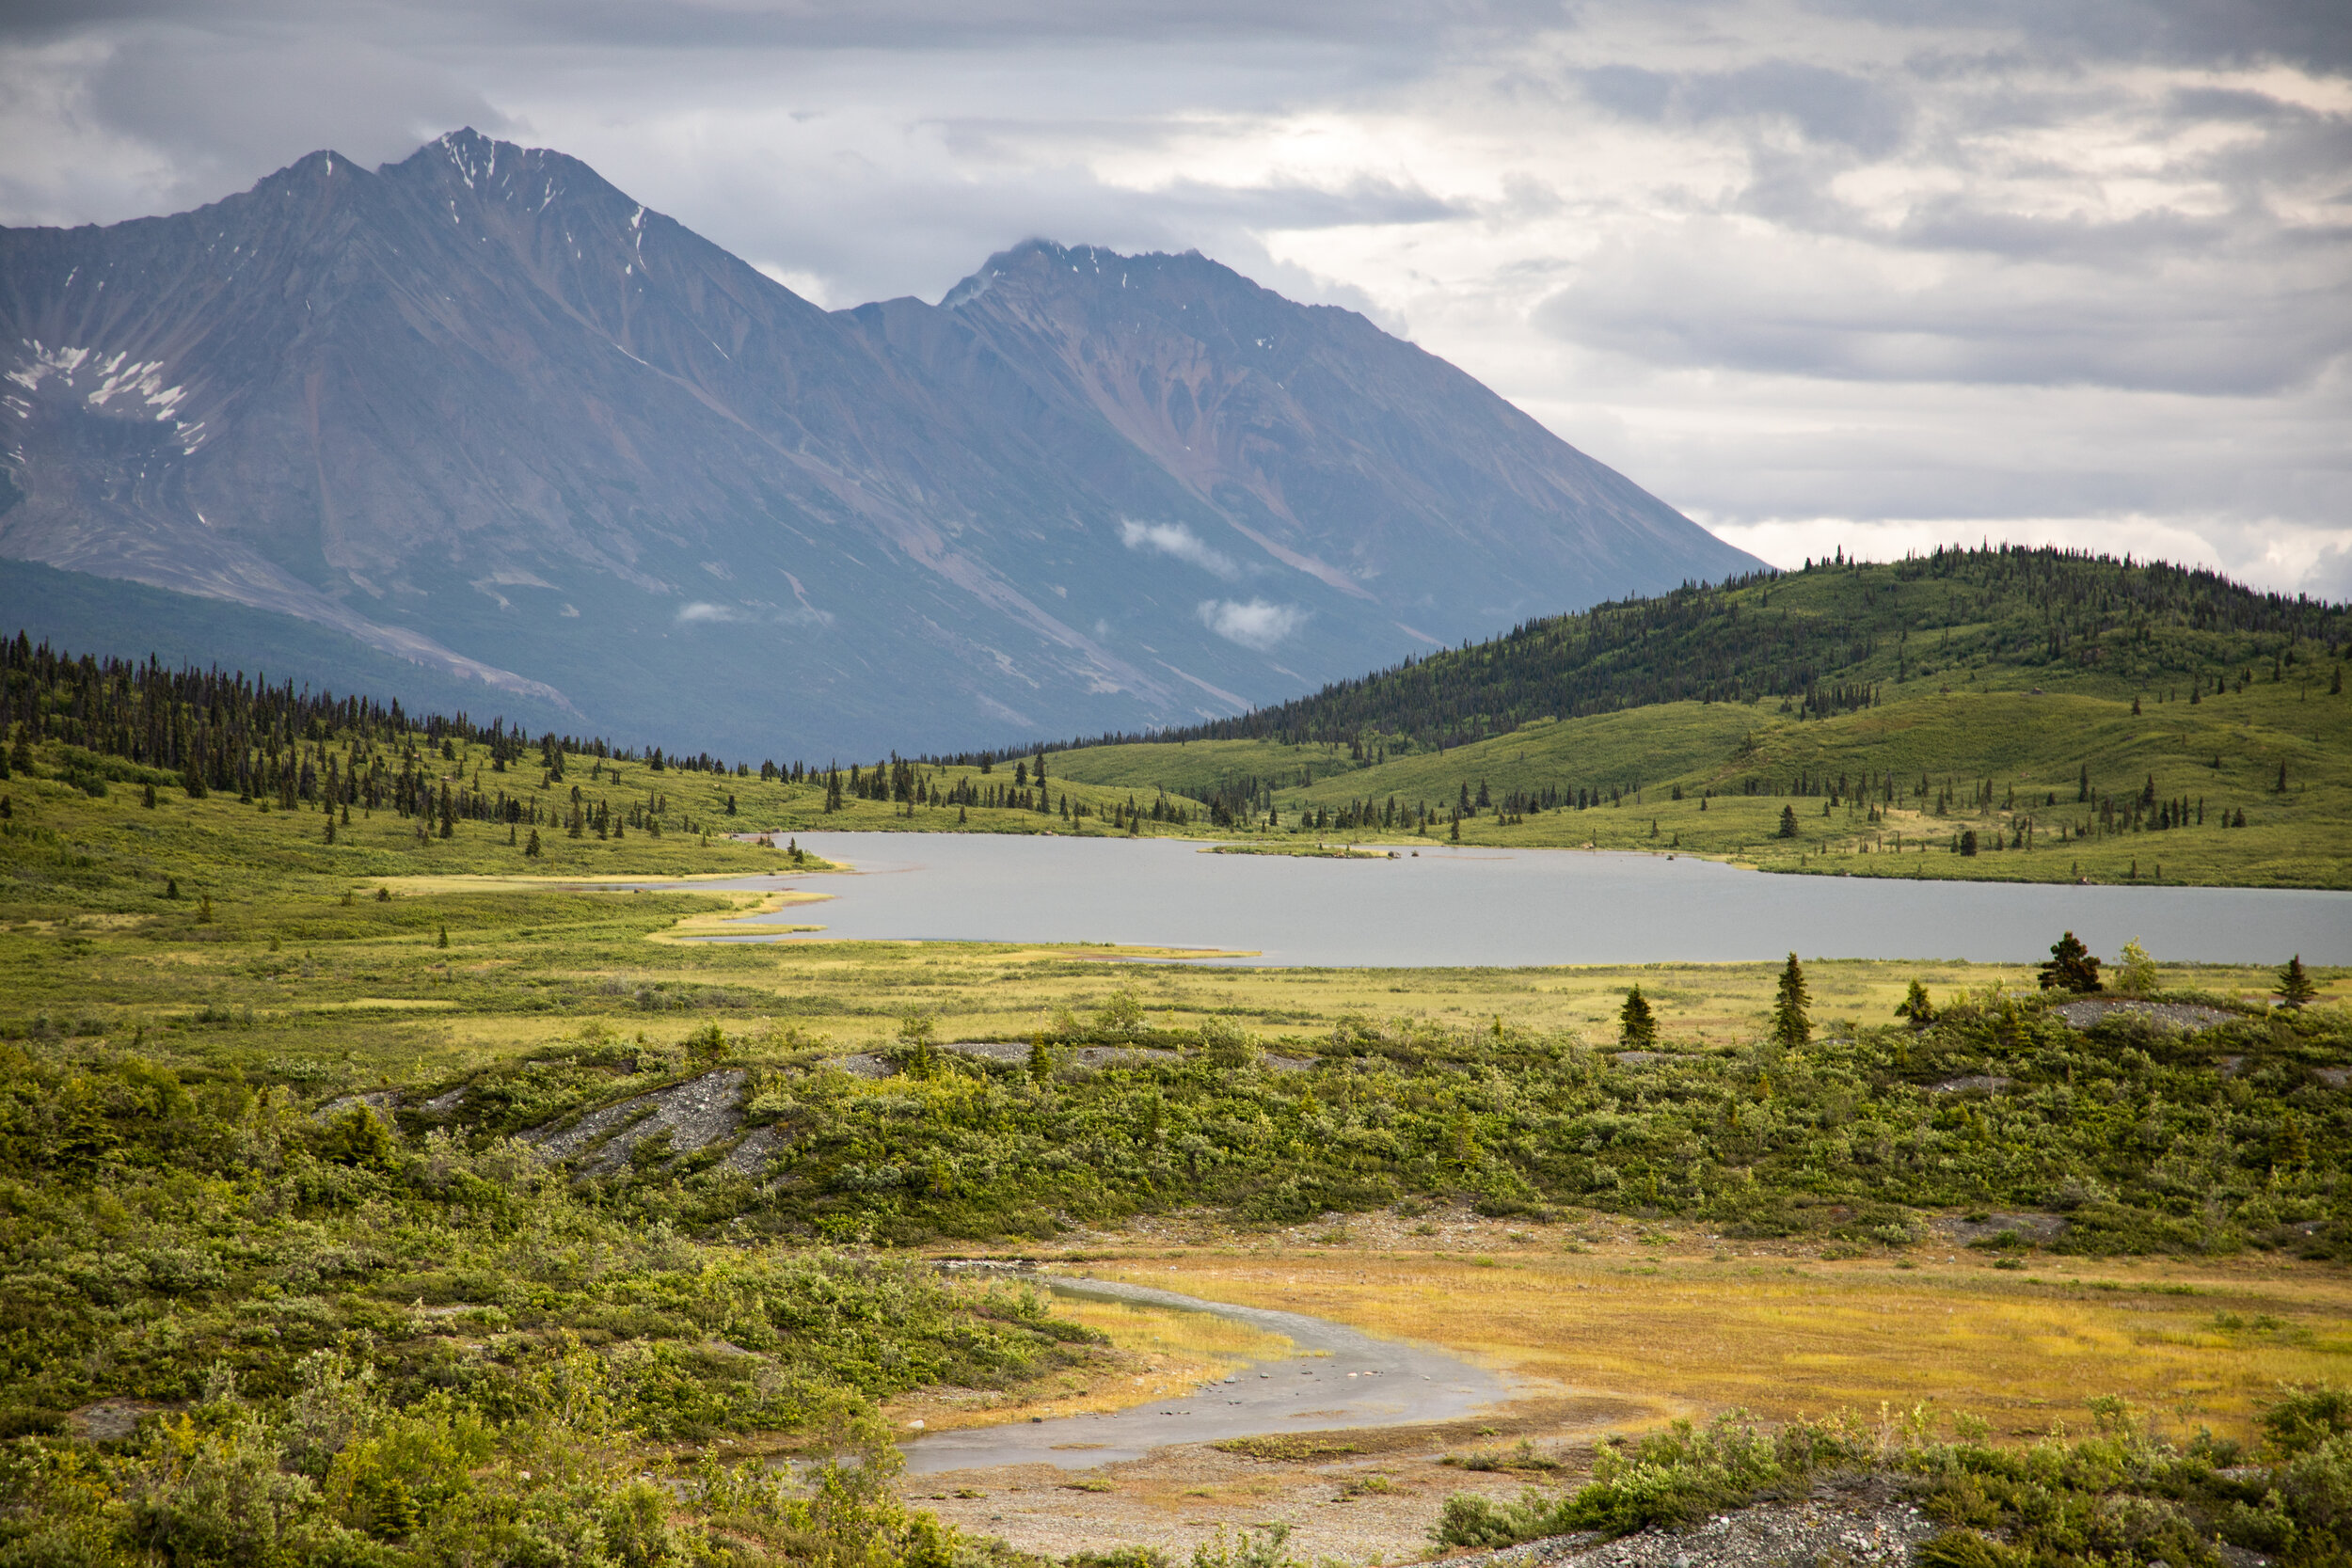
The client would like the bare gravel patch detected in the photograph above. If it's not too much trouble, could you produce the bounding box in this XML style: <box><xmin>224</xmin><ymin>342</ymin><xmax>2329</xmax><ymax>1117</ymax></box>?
<box><xmin>2054</xmin><ymin>999</ymin><xmax>2235</xmax><ymax>1033</ymax></box>
<box><xmin>312</xmin><ymin>1089</ymin><xmax>400</xmax><ymax>1124</ymax></box>
<box><xmin>1454</xmin><ymin>1486</ymin><xmax>1942</xmax><ymax>1567</ymax></box>
<box><xmin>529</xmin><ymin>1069</ymin><xmax>747</xmax><ymax>1172</ymax></box>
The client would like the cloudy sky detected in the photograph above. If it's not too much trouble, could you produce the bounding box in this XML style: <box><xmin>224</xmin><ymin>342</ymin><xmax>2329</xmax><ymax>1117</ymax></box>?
<box><xmin>4</xmin><ymin>0</ymin><xmax>2345</xmax><ymax>594</ymax></box>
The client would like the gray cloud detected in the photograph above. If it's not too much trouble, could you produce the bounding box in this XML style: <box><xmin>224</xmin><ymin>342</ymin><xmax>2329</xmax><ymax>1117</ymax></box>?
<box><xmin>87</xmin><ymin>31</ymin><xmax>513</xmax><ymax>195</ymax></box>
<box><xmin>1582</xmin><ymin>61</ymin><xmax>1911</xmax><ymax>154</ymax></box>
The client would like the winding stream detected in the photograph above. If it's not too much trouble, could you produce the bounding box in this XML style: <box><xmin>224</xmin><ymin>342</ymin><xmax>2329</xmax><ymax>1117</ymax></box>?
<box><xmin>899</xmin><ymin>1277</ymin><xmax>1516</xmax><ymax>1474</ymax></box>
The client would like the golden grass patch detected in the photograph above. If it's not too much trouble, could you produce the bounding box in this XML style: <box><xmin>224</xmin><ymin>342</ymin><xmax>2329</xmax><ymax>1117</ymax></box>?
<box><xmin>1082</xmin><ymin>1251</ymin><xmax>2352</xmax><ymax>1441</ymax></box>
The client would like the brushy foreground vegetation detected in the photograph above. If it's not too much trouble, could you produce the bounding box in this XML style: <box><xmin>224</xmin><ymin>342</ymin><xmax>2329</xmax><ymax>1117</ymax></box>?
<box><xmin>1437</xmin><ymin>1389</ymin><xmax>2352</xmax><ymax>1568</ymax></box>
<box><xmin>644</xmin><ymin>987</ymin><xmax>2352</xmax><ymax>1257</ymax></box>
<box><xmin>0</xmin><ymin>1029</ymin><xmax>1120</xmax><ymax>1566</ymax></box>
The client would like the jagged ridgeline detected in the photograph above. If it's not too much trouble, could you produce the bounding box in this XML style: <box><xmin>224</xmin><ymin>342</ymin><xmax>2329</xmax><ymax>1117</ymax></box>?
<box><xmin>1041</xmin><ymin>546</ymin><xmax>2349</xmax><ymax>753</ymax></box>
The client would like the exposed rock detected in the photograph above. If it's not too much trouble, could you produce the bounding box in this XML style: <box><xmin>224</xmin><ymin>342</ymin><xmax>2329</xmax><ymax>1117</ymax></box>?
<box><xmin>419</xmin><ymin>1086</ymin><xmax>467</xmax><ymax>1114</ymax></box>
<box><xmin>1928</xmin><ymin>1075</ymin><xmax>2012</xmax><ymax>1095</ymax></box>
<box><xmin>2055</xmin><ymin>999</ymin><xmax>2234</xmax><ymax>1033</ymax></box>
<box><xmin>1935</xmin><ymin>1211</ymin><xmax>2068</xmax><ymax>1245</ymax></box>
<box><xmin>66</xmin><ymin>1399</ymin><xmax>168</xmax><ymax>1443</ymax></box>
<box><xmin>1458</xmin><ymin>1489</ymin><xmax>1941</xmax><ymax>1568</ymax></box>
<box><xmin>946</xmin><ymin>1041</ymin><xmax>1031</xmax><ymax>1064</ymax></box>
<box><xmin>530</xmin><ymin>1069</ymin><xmax>747</xmax><ymax>1173</ymax></box>
<box><xmin>312</xmin><ymin>1090</ymin><xmax>399</xmax><ymax>1124</ymax></box>
<box><xmin>723</xmin><ymin>1126</ymin><xmax>788</xmax><ymax>1177</ymax></box>
<box><xmin>826</xmin><ymin>1053</ymin><xmax>897</xmax><ymax>1080</ymax></box>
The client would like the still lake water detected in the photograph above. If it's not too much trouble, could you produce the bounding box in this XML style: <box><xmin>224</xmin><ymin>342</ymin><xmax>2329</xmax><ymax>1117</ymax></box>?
<box><xmin>658</xmin><ymin>833</ymin><xmax>2352</xmax><ymax>967</ymax></box>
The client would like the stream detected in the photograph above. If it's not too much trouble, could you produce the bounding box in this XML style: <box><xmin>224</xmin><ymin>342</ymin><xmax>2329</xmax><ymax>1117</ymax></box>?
<box><xmin>899</xmin><ymin>1277</ymin><xmax>1516</xmax><ymax>1474</ymax></box>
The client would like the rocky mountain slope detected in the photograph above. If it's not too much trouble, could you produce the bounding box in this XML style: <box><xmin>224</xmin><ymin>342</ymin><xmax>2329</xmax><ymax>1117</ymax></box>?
<box><xmin>0</xmin><ymin>130</ymin><xmax>1757</xmax><ymax>754</ymax></box>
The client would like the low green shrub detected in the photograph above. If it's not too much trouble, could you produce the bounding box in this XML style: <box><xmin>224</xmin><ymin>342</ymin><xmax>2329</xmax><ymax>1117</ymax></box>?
<box><xmin>1435</xmin><ymin>1389</ymin><xmax>2352</xmax><ymax>1568</ymax></box>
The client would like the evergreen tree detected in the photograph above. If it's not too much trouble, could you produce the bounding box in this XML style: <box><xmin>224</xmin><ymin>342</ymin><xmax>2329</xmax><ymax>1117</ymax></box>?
<box><xmin>2276</xmin><ymin>955</ymin><xmax>2318</xmax><ymax>1008</ymax></box>
<box><xmin>1618</xmin><ymin>986</ymin><xmax>1656</xmax><ymax>1048</ymax></box>
<box><xmin>2038</xmin><ymin>931</ymin><xmax>2104</xmax><ymax>993</ymax></box>
<box><xmin>1895</xmin><ymin>978</ymin><xmax>1935</xmax><ymax>1026</ymax></box>
<box><xmin>898</xmin><ymin>1009</ymin><xmax>940</xmax><ymax>1080</ymax></box>
<box><xmin>1026</xmin><ymin>1032</ymin><xmax>1054</xmax><ymax>1085</ymax></box>
<box><xmin>524</xmin><ymin>828</ymin><xmax>543</xmax><ymax>858</ymax></box>
<box><xmin>436</xmin><ymin>925</ymin><xmax>449</xmax><ymax>949</ymax></box>
<box><xmin>1772</xmin><ymin>953</ymin><xmax>1811</xmax><ymax>1047</ymax></box>
<box><xmin>1777</xmin><ymin>804</ymin><xmax>1800</xmax><ymax>838</ymax></box>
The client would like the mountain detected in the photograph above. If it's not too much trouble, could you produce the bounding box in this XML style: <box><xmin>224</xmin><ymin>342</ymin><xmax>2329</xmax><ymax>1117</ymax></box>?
<box><xmin>0</xmin><ymin>130</ymin><xmax>1759</xmax><ymax>757</ymax></box>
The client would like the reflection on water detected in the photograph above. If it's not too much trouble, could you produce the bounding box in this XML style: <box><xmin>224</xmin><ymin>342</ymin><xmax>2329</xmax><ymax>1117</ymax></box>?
<box><xmin>640</xmin><ymin>832</ymin><xmax>2352</xmax><ymax>967</ymax></box>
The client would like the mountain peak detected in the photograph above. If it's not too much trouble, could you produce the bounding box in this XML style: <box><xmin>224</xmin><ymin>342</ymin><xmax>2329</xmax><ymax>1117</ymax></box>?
<box><xmin>0</xmin><ymin>133</ymin><xmax>1760</xmax><ymax>755</ymax></box>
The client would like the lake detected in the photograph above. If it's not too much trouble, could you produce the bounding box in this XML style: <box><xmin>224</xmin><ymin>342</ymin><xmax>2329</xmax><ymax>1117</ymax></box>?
<box><xmin>640</xmin><ymin>832</ymin><xmax>2352</xmax><ymax>966</ymax></box>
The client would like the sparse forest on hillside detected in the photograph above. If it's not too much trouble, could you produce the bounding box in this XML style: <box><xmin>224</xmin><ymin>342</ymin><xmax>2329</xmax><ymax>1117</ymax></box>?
<box><xmin>1051</xmin><ymin>546</ymin><xmax>2349</xmax><ymax>752</ymax></box>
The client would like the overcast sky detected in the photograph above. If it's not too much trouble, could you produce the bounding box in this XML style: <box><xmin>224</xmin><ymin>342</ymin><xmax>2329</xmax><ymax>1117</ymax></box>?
<box><xmin>4</xmin><ymin>0</ymin><xmax>2345</xmax><ymax>595</ymax></box>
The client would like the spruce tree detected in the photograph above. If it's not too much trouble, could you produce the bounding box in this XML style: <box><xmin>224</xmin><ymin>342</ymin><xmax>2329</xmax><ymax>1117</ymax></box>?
<box><xmin>2038</xmin><ymin>931</ymin><xmax>2103</xmax><ymax>992</ymax></box>
<box><xmin>1618</xmin><ymin>986</ymin><xmax>1656</xmax><ymax>1048</ymax></box>
<box><xmin>1777</xmin><ymin>804</ymin><xmax>1800</xmax><ymax>838</ymax></box>
<box><xmin>1895</xmin><ymin>978</ymin><xmax>1935</xmax><ymax>1026</ymax></box>
<box><xmin>1772</xmin><ymin>953</ymin><xmax>1811</xmax><ymax>1047</ymax></box>
<box><xmin>2276</xmin><ymin>955</ymin><xmax>2318</xmax><ymax>1008</ymax></box>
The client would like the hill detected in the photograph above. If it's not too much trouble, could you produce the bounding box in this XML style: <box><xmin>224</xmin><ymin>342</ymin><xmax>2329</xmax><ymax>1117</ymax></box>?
<box><xmin>0</xmin><ymin>130</ymin><xmax>1755</xmax><ymax>758</ymax></box>
<box><xmin>1041</xmin><ymin>546</ymin><xmax>2352</xmax><ymax>887</ymax></box>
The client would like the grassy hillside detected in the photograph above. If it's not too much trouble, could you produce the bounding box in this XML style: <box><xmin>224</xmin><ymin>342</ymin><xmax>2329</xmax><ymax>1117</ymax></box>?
<box><xmin>1089</xmin><ymin>545</ymin><xmax>2349</xmax><ymax>750</ymax></box>
<box><xmin>1042</xmin><ymin>548</ymin><xmax>2352</xmax><ymax>887</ymax></box>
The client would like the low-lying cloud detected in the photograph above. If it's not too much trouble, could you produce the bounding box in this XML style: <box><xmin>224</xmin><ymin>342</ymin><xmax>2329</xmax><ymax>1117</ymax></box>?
<box><xmin>1120</xmin><ymin>518</ymin><xmax>1241</xmax><ymax>579</ymax></box>
<box><xmin>1197</xmin><ymin>597</ymin><xmax>1305</xmax><ymax>650</ymax></box>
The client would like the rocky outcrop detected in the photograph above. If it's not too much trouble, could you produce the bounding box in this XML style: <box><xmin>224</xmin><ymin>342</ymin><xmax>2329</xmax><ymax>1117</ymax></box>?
<box><xmin>528</xmin><ymin>1069</ymin><xmax>749</xmax><ymax>1174</ymax></box>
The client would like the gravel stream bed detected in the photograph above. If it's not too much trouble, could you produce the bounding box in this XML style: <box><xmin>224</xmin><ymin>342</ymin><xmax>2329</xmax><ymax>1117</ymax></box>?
<box><xmin>1455</xmin><ymin>1487</ymin><xmax>1942</xmax><ymax>1568</ymax></box>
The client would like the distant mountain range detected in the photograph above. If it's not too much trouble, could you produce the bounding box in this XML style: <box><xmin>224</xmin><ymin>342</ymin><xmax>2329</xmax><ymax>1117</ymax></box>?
<box><xmin>0</xmin><ymin>129</ymin><xmax>1759</xmax><ymax>756</ymax></box>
